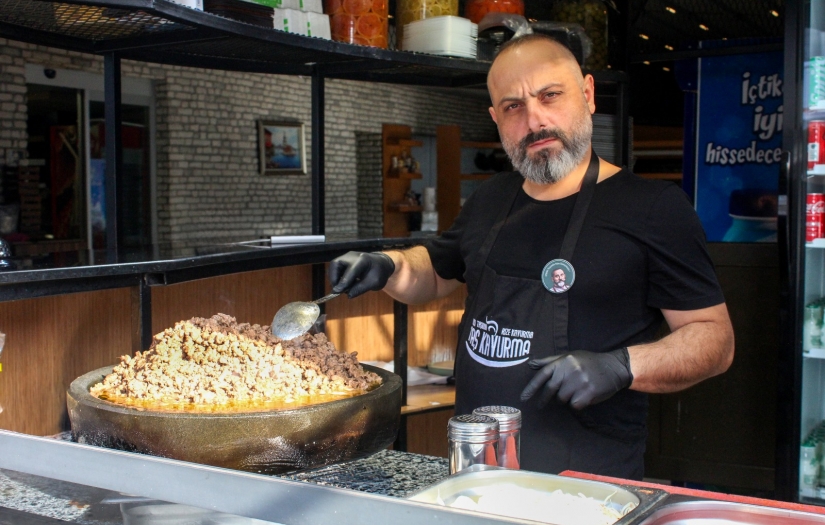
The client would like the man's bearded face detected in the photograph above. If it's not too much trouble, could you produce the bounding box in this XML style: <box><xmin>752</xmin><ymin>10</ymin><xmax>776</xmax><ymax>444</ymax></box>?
<box><xmin>502</xmin><ymin>106</ymin><xmax>593</xmax><ymax>185</ymax></box>
<box><xmin>553</xmin><ymin>269</ymin><xmax>566</xmax><ymax>285</ymax></box>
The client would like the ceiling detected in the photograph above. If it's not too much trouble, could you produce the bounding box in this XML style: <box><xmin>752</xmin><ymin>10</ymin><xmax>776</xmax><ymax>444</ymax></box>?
<box><xmin>629</xmin><ymin>0</ymin><xmax>784</xmax><ymax>60</ymax></box>
<box><xmin>517</xmin><ymin>0</ymin><xmax>784</xmax><ymax>63</ymax></box>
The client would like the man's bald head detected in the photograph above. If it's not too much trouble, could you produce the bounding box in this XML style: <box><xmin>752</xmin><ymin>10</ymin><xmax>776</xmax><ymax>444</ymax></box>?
<box><xmin>487</xmin><ymin>34</ymin><xmax>585</xmax><ymax>96</ymax></box>
<box><xmin>485</xmin><ymin>32</ymin><xmax>595</xmax><ymax>186</ymax></box>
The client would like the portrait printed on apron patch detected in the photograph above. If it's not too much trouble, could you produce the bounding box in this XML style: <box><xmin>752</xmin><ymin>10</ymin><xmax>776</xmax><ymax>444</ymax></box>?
<box><xmin>542</xmin><ymin>259</ymin><xmax>575</xmax><ymax>294</ymax></box>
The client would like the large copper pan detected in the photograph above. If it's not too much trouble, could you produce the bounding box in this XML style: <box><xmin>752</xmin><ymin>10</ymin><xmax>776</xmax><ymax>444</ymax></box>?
<box><xmin>67</xmin><ymin>364</ymin><xmax>401</xmax><ymax>474</ymax></box>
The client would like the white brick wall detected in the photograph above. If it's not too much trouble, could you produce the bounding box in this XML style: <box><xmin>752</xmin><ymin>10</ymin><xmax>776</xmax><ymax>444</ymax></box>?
<box><xmin>0</xmin><ymin>38</ymin><xmax>497</xmax><ymax>248</ymax></box>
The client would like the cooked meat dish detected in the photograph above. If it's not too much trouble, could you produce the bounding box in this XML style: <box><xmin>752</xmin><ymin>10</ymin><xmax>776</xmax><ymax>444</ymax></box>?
<box><xmin>90</xmin><ymin>313</ymin><xmax>381</xmax><ymax>406</ymax></box>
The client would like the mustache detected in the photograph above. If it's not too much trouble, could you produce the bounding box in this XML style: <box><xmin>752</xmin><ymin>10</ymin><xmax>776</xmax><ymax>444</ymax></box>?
<box><xmin>519</xmin><ymin>128</ymin><xmax>569</xmax><ymax>150</ymax></box>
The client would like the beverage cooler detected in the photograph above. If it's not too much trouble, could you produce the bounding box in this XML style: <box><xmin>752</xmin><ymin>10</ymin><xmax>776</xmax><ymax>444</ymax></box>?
<box><xmin>777</xmin><ymin>0</ymin><xmax>825</xmax><ymax>504</ymax></box>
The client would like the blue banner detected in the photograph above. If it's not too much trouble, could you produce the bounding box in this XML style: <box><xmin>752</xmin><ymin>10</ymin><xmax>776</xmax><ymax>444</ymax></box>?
<box><xmin>695</xmin><ymin>51</ymin><xmax>782</xmax><ymax>242</ymax></box>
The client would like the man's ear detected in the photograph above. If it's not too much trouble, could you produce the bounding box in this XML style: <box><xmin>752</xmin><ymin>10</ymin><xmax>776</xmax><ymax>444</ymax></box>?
<box><xmin>489</xmin><ymin>106</ymin><xmax>498</xmax><ymax>124</ymax></box>
<box><xmin>583</xmin><ymin>74</ymin><xmax>596</xmax><ymax>114</ymax></box>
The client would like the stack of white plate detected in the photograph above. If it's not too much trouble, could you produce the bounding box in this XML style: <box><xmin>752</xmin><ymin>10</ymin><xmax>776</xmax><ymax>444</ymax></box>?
<box><xmin>402</xmin><ymin>16</ymin><xmax>477</xmax><ymax>58</ymax></box>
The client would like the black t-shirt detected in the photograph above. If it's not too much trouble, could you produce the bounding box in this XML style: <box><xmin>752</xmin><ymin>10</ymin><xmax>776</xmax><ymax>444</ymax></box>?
<box><xmin>425</xmin><ymin>169</ymin><xmax>724</xmax><ymax>476</ymax></box>
<box><xmin>427</xmin><ymin>169</ymin><xmax>724</xmax><ymax>353</ymax></box>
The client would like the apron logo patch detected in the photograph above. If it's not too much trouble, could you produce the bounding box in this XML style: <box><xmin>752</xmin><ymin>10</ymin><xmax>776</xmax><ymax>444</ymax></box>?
<box><xmin>465</xmin><ymin>317</ymin><xmax>532</xmax><ymax>368</ymax></box>
<box><xmin>542</xmin><ymin>258</ymin><xmax>575</xmax><ymax>294</ymax></box>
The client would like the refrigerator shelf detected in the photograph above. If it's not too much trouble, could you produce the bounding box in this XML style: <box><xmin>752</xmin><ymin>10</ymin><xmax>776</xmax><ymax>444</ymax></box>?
<box><xmin>806</xmin><ymin>239</ymin><xmax>825</xmax><ymax>248</ymax></box>
<box><xmin>803</xmin><ymin>348</ymin><xmax>825</xmax><ymax>359</ymax></box>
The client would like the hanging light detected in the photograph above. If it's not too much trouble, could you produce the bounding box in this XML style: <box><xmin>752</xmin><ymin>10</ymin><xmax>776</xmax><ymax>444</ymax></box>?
<box><xmin>663</xmin><ymin>67</ymin><xmax>671</xmax><ymax>72</ymax></box>
<box><xmin>665</xmin><ymin>6</ymin><xmax>676</xmax><ymax>14</ymax></box>
<box><xmin>770</xmin><ymin>9</ymin><xmax>779</xmax><ymax>17</ymax></box>
<box><xmin>699</xmin><ymin>23</ymin><xmax>709</xmax><ymax>31</ymax></box>
<box><xmin>639</xmin><ymin>33</ymin><xmax>650</xmax><ymax>40</ymax></box>
<box><xmin>664</xmin><ymin>44</ymin><xmax>674</xmax><ymax>51</ymax></box>
<box><xmin>643</xmin><ymin>61</ymin><xmax>651</xmax><ymax>65</ymax></box>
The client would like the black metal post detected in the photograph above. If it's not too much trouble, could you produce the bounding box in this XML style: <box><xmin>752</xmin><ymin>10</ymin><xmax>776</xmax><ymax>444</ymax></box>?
<box><xmin>131</xmin><ymin>277</ymin><xmax>153</xmax><ymax>354</ymax></box>
<box><xmin>617</xmin><ymin>77</ymin><xmax>631</xmax><ymax>167</ymax></box>
<box><xmin>393</xmin><ymin>300</ymin><xmax>408</xmax><ymax>451</ymax></box>
<box><xmin>311</xmin><ymin>69</ymin><xmax>325</xmax><ymax>236</ymax></box>
<box><xmin>775</xmin><ymin>0</ymin><xmax>805</xmax><ymax>502</ymax></box>
<box><xmin>104</xmin><ymin>53</ymin><xmax>123</xmax><ymax>260</ymax></box>
<box><xmin>607</xmin><ymin>0</ymin><xmax>630</xmax><ymax>72</ymax></box>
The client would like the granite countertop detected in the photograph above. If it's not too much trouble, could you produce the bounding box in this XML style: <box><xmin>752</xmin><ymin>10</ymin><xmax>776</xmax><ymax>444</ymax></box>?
<box><xmin>0</xmin><ymin>448</ymin><xmax>450</xmax><ymax>524</ymax></box>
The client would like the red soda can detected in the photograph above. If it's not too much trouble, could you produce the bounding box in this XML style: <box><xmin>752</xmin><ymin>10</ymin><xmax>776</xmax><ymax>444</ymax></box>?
<box><xmin>809</xmin><ymin>121</ymin><xmax>825</xmax><ymax>171</ymax></box>
<box><xmin>807</xmin><ymin>193</ymin><xmax>825</xmax><ymax>242</ymax></box>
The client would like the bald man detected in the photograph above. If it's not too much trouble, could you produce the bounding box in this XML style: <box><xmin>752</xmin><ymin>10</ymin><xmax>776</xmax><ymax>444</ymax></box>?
<box><xmin>328</xmin><ymin>33</ymin><xmax>734</xmax><ymax>479</ymax></box>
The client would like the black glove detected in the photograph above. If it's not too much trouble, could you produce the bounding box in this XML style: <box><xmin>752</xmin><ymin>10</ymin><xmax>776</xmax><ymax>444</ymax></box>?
<box><xmin>520</xmin><ymin>348</ymin><xmax>633</xmax><ymax>410</ymax></box>
<box><xmin>328</xmin><ymin>251</ymin><xmax>396</xmax><ymax>299</ymax></box>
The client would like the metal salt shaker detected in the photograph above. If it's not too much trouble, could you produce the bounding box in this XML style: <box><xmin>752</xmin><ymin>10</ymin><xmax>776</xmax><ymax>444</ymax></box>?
<box><xmin>473</xmin><ymin>406</ymin><xmax>521</xmax><ymax>469</ymax></box>
<box><xmin>447</xmin><ymin>414</ymin><xmax>499</xmax><ymax>475</ymax></box>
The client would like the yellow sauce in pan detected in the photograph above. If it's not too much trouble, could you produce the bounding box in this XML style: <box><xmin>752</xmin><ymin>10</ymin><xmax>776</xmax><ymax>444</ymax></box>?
<box><xmin>93</xmin><ymin>382</ymin><xmax>380</xmax><ymax>414</ymax></box>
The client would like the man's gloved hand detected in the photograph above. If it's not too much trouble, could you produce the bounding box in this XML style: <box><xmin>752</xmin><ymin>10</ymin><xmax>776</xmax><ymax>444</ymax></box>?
<box><xmin>328</xmin><ymin>251</ymin><xmax>396</xmax><ymax>299</ymax></box>
<box><xmin>519</xmin><ymin>348</ymin><xmax>633</xmax><ymax>410</ymax></box>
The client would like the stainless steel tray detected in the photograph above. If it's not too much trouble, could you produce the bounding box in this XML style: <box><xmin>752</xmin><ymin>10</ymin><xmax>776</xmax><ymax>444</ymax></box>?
<box><xmin>633</xmin><ymin>496</ymin><xmax>825</xmax><ymax>525</ymax></box>
<box><xmin>407</xmin><ymin>466</ymin><xmax>667</xmax><ymax>524</ymax></box>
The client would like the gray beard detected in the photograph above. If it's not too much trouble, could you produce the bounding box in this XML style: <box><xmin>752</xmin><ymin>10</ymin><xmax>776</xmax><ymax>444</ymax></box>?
<box><xmin>502</xmin><ymin>113</ymin><xmax>593</xmax><ymax>185</ymax></box>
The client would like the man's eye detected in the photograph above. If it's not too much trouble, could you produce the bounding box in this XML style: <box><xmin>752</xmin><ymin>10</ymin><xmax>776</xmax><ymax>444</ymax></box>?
<box><xmin>505</xmin><ymin>103</ymin><xmax>521</xmax><ymax>111</ymax></box>
<box><xmin>542</xmin><ymin>92</ymin><xmax>561</xmax><ymax>100</ymax></box>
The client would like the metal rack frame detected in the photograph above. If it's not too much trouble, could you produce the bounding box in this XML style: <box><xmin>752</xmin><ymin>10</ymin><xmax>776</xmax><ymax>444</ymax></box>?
<box><xmin>0</xmin><ymin>0</ymin><xmax>630</xmax><ymax>455</ymax></box>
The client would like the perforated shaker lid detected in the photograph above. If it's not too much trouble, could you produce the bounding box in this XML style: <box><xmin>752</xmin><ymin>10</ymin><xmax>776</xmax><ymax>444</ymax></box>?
<box><xmin>447</xmin><ymin>414</ymin><xmax>499</xmax><ymax>442</ymax></box>
<box><xmin>472</xmin><ymin>405</ymin><xmax>522</xmax><ymax>432</ymax></box>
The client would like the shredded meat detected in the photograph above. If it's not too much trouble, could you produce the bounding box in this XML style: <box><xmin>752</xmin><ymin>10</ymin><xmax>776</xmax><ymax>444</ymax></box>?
<box><xmin>90</xmin><ymin>313</ymin><xmax>381</xmax><ymax>405</ymax></box>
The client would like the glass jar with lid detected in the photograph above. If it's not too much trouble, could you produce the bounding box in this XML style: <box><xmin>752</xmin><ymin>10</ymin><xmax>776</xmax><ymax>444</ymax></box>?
<box><xmin>464</xmin><ymin>0</ymin><xmax>524</xmax><ymax>25</ymax></box>
<box><xmin>325</xmin><ymin>0</ymin><xmax>389</xmax><ymax>49</ymax></box>
<box><xmin>396</xmin><ymin>0</ymin><xmax>458</xmax><ymax>49</ymax></box>
<box><xmin>549</xmin><ymin>0</ymin><xmax>608</xmax><ymax>70</ymax></box>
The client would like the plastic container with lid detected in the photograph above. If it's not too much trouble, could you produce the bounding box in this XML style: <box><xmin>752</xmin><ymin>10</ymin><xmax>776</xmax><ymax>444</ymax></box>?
<box><xmin>464</xmin><ymin>0</ymin><xmax>523</xmax><ymax>25</ymax></box>
<box><xmin>472</xmin><ymin>405</ymin><xmax>521</xmax><ymax>469</ymax></box>
<box><xmin>447</xmin><ymin>414</ymin><xmax>499</xmax><ymax>475</ymax></box>
<box><xmin>396</xmin><ymin>0</ymin><xmax>458</xmax><ymax>50</ymax></box>
<box><xmin>324</xmin><ymin>0</ymin><xmax>389</xmax><ymax>48</ymax></box>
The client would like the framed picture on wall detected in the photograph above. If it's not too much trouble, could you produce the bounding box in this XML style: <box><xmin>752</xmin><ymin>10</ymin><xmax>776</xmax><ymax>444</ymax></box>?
<box><xmin>258</xmin><ymin>120</ymin><xmax>307</xmax><ymax>175</ymax></box>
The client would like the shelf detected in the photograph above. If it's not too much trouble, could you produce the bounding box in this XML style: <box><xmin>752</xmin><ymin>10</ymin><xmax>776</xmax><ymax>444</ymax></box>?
<box><xmin>388</xmin><ymin>203</ymin><xmax>422</xmax><ymax>212</ymax></box>
<box><xmin>807</xmin><ymin>240</ymin><xmax>825</xmax><ymax>249</ymax></box>
<box><xmin>633</xmin><ymin>149</ymin><xmax>682</xmax><ymax>157</ymax></box>
<box><xmin>387</xmin><ymin>139</ymin><xmax>424</xmax><ymax>148</ymax></box>
<box><xmin>386</xmin><ymin>170</ymin><xmax>423</xmax><ymax>179</ymax></box>
<box><xmin>804</xmin><ymin>348</ymin><xmax>825</xmax><ymax>359</ymax></box>
<box><xmin>0</xmin><ymin>0</ymin><xmax>492</xmax><ymax>87</ymax></box>
<box><xmin>461</xmin><ymin>141</ymin><xmax>502</xmax><ymax>149</ymax></box>
<box><xmin>401</xmin><ymin>384</ymin><xmax>455</xmax><ymax>415</ymax></box>
<box><xmin>638</xmin><ymin>172</ymin><xmax>683</xmax><ymax>181</ymax></box>
<box><xmin>633</xmin><ymin>139</ymin><xmax>683</xmax><ymax>150</ymax></box>
<box><xmin>461</xmin><ymin>172</ymin><xmax>493</xmax><ymax>180</ymax></box>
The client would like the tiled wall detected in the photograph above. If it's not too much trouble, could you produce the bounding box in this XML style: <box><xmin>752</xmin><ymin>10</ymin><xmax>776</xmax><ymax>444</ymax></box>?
<box><xmin>0</xmin><ymin>38</ymin><xmax>498</xmax><ymax>249</ymax></box>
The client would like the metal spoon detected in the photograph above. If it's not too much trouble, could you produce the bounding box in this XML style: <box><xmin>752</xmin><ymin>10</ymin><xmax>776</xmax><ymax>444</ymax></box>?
<box><xmin>271</xmin><ymin>293</ymin><xmax>340</xmax><ymax>340</ymax></box>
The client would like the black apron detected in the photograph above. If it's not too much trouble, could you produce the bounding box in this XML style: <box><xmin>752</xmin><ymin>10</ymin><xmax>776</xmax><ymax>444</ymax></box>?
<box><xmin>453</xmin><ymin>152</ymin><xmax>646</xmax><ymax>479</ymax></box>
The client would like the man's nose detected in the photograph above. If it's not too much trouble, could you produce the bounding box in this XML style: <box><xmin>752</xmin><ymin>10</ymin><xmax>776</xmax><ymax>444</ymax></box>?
<box><xmin>525</xmin><ymin>100</ymin><xmax>550</xmax><ymax>132</ymax></box>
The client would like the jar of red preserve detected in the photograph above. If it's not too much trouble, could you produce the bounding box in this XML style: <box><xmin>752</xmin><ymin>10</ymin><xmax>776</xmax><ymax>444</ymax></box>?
<box><xmin>464</xmin><ymin>0</ymin><xmax>524</xmax><ymax>24</ymax></box>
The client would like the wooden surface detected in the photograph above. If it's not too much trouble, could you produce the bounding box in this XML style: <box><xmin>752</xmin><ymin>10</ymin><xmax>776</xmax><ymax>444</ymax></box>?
<box><xmin>326</xmin><ymin>284</ymin><xmax>466</xmax><ymax>366</ymax></box>
<box><xmin>151</xmin><ymin>265</ymin><xmax>312</xmax><ymax>336</ymax></box>
<box><xmin>0</xmin><ymin>289</ymin><xmax>132</xmax><ymax>436</ymax></box>
<box><xmin>406</xmin><ymin>408</ymin><xmax>454</xmax><ymax>458</ymax></box>
<box><xmin>408</xmin><ymin>286</ymin><xmax>466</xmax><ymax>366</ymax></box>
<box><xmin>402</xmin><ymin>384</ymin><xmax>455</xmax><ymax>415</ymax></box>
<box><xmin>382</xmin><ymin>123</ymin><xmax>416</xmax><ymax>238</ymax></box>
<box><xmin>326</xmin><ymin>287</ymin><xmax>395</xmax><ymax>362</ymax></box>
<box><xmin>437</xmin><ymin>124</ymin><xmax>462</xmax><ymax>233</ymax></box>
